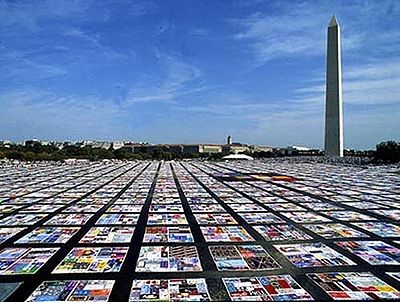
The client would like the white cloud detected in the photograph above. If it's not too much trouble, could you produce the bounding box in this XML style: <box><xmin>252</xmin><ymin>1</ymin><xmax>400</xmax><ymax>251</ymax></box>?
<box><xmin>0</xmin><ymin>0</ymin><xmax>155</xmax><ymax>32</ymax></box>
<box><xmin>116</xmin><ymin>0</ymin><xmax>156</xmax><ymax>17</ymax></box>
<box><xmin>64</xmin><ymin>27</ymin><xmax>101</xmax><ymax>47</ymax></box>
<box><xmin>126</xmin><ymin>52</ymin><xmax>202</xmax><ymax>103</ymax></box>
<box><xmin>295</xmin><ymin>58</ymin><xmax>400</xmax><ymax>105</ymax></box>
<box><xmin>232</xmin><ymin>1</ymin><xmax>400</xmax><ymax>65</ymax></box>
<box><xmin>189</xmin><ymin>28</ymin><xmax>210</xmax><ymax>37</ymax></box>
<box><xmin>63</xmin><ymin>27</ymin><xmax>127</xmax><ymax>61</ymax></box>
<box><xmin>0</xmin><ymin>48</ymin><xmax>68</xmax><ymax>79</ymax></box>
<box><xmin>345</xmin><ymin>59</ymin><xmax>400</xmax><ymax>80</ymax></box>
<box><xmin>184</xmin><ymin>97</ymin><xmax>324</xmax><ymax>147</ymax></box>
<box><xmin>233</xmin><ymin>11</ymin><xmax>326</xmax><ymax>64</ymax></box>
<box><xmin>0</xmin><ymin>0</ymin><xmax>90</xmax><ymax>31</ymax></box>
<box><xmin>0</xmin><ymin>89</ymin><xmax>130</xmax><ymax>141</ymax></box>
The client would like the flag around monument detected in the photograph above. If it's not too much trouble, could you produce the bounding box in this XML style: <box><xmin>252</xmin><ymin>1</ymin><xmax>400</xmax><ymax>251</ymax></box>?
<box><xmin>325</xmin><ymin>15</ymin><xmax>344</xmax><ymax>157</ymax></box>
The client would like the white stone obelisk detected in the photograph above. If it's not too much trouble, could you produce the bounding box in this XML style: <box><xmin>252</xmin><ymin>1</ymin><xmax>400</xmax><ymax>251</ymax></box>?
<box><xmin>324</xmin><ymin>15</ymin><xmax>344</xmax><ymax>157</ymax></box>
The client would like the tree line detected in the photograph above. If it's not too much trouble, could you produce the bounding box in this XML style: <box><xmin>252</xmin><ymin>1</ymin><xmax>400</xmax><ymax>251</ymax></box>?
<box><xmin>0</xmin><ymin>141</ymin><xmax>399</xmax><ymax>162</ymax></box>
<box><xmin>0</xmin><ymin>144</ymin><xmax>222</xmax><ymax>161</ymax></box>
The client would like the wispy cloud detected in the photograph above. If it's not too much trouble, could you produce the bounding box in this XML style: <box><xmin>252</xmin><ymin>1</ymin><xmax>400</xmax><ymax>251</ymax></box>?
<box><xmin>295</xmin><ymin>58</ymin><xmax>400</xmax><ymax>105</ymax></box>
<box><xmin>126</xmin><ymin>52</ymin><xmax>202</xmax><ymax>103</ymax></box>
<box><xmin>0</xmin><ymin>89</ymin><xmax>129</xmax><ymax>140</ymax></box>
<box><xmin>176</xmin><ymin>94</ymin><xmax>324</xmax><ymax>147</ymax></box>
<box><xmin>63</xmin><ymin>27</ymin><xmax>127</xmax><ymax>60</ymax></box>
<box><xmin>0</xmin><ymin>0</ymin><xmax>155</xmax><ymax>32</ymax></box>
<box><xmin>64</xmin><ymin>27</ymin><xmax>101</xmax><ymax>47</ymax></box>
<box><xmin>0</xmin><ymin>0</ymin><xmax>90</xmax><ymax>31</ymax></box>
<box><xmin>233</xmin><ymin>8</ymin><xmax>326</xmax><ymax>64</ymax></box>
<box><xmin>0</xmin><ymin>47</ymin><xmax>68</xmax><ymax>80</ymax></box>
<box><xmin>189</xmin><ymin>28</ymin><xmax>210</xmax><ymax>37</ymax></box>
<box><xmin>112</xmin><ymin>0</ymin><xmax>156</xmax><ymax>17</ymax></box>
<box><xmin>232</xmin><ymin>1</ymin><xmax>400</xmax><ymax>65</ymax></box>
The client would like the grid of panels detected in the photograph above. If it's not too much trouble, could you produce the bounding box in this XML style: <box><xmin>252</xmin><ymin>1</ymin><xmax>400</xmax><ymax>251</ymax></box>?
<box><xmin>0</xmin><ymin>160</ymin><xmax>398</xmax><ymax>301</ymax></box>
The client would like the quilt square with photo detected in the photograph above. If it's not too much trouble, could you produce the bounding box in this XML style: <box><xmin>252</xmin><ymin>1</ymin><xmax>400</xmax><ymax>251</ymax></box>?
<box><xmin>324</xmin><ymin>210</ymin><xmax>376</xmax><ymax>221</ymax></box>
<box><xmin>229</xmin><ymin>203</ymin><xmax>266</xmax><ymax>212</ymax></box>
<box><xmin>274</xmin><ymin>242</ymin><xmax>356</xmax><ymax>268</ymax></box>
<box><xmin>254</xmin><ymin>224</ymin><xmax>312</xmax><ymax>241</ymax></box>
<box><xmin>369</xmin><ymin>209</ymin><xmax>400</xmax><ymax>220</ymax></box>
<box><xmin>129</xmin><ymin>279</ymin><xmax>210</xmax><ymax>302</ymax></box>
<box><xmin>147</xmin><ymin>214</ymin><xmax>188</xmax><ymax>225</ymax></box>
<box><xmin>0</xmin><ymin>214</ymin><xmax>48</xmax><ymax>226</ymax></box>
<box><xmin>20</xmin><ymin>204</ymin><xmax>65</xmax><ymax>213</ymax></box>
<box><xmin>302</xmin><ymin>223</ymin><xmax>369</xmax><ymax>239</ymax></box>
<box><xmin>64</xmin><ymin>204</ymin><xmax>104</xmax><ymax>213</ymax></box>
<box><xmin>80</xmin><ymin>226</ymin><xmax>135</xmax><ymax>243</ymax></box>
<box><xmin>267</xmin><ymin>203</ymin><xmax>306</xmax><ymax>212</ymax></box>
<box><xmin>189</xmin><ymin>204</ymin><xmax>226</xmax><ymax>212</ymax></box>
<box><xmin>45</xmin><ymin>214</ymin><xmax>93</xmax><ymax>225</ymax></box>
<box><xmin>143</xmin><ymin>226</ymin><xmax>194</xmax><ymax>243</ymax></box>
<box><xmin>238</xmin><ymin>212</ymin><xmax>285</xmax><ymax>224</ymax></box>
<box><xmin>106</xmin><ymin>204</ymin><xmax>144</xmax><ymax>213</ymax></box>
<box><xmin>280</xmin><ymin>212</ymin><xmax>331</xmax><ymax>223</ymax></box>
<box><xmin>0</xmin><ymin>247</ymin><xmax>58</xmax><ymax>274</ymax></box>
<box><xmin>0</xmin><ymin>227</ymin><xmax>25</xmax><ymax>244</ymax></box>
<box><xmin>352</xmin><ymin>222</ymin><xmax>400</xmax><ymax>237</ymax></box>
<box><xmin>335</xmin><ymin>241</ymin><xmax>400</xmax><ymax>265</ymax></box>
<box><xmin>308</xmin><ymin>272</ymin><xmax>400</xmax><ymax>300</ymax></box>
<box><xmin>149</xmin><ymin>204</ymin><xmax>184</xmax><ymax>212</ymax></box>
<box><xmin>209</xmin><ymin>245</ymin><xmax>280</xmax><ymax>271</ymax></box>
<box><xmin>53</xmin><ymin>247</ymin><xmax>128</xmax><ymax>273</ymax></box>
<box><xmin>194</xmin><ymin>213</ymin><xmax>237</xmax><ymax>225</ymax></box>
<box><xmin>95</xmin><ymin>214</ymin><xmax>140</xmax><ymax>225</ymax></box>
<box><xmin>136</xmin><ymin>246</ymin><xmax>202</xmax><ymax>272</ymax></box>
<box><xmin>223</xmin><ymin>275</ymin><xmax>313</xmax><ymax>301</ymax></box>
<box><xmin>16</xmin><ymin>227</ymin><xmax>80</xmax><ymax>244</ymax></box>
<box><xmin>26</xmin><ymin>280</ymin><xmax>115</xmax><ymax>302</ymax></box>
<box><xmin>200</xmin><ymin>226</ymin><xmax>255</xmax><ymax>242</ymax></box>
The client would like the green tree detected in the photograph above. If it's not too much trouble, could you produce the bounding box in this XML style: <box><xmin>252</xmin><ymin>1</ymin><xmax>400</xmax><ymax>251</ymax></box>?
<box><xmin>22</xmin><ymin>151</ymin><xmax>36</xmax><ymax>161</ymax></box>
<box><xmin>5</xmin><ymin>150</ymin><xmax>22</xmax><ymax>160</ymax></box>
<box><xmin>374</xmin><ymin>141</ymin><xmax>400</xmax><ymax>163</ymax></box>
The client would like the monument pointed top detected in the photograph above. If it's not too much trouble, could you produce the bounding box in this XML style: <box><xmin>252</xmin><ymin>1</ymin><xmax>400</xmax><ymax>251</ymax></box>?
<box><xmin>328</xmin><ymin>15</ymin><xmax>339</xmax><ymax>27</ymax></box>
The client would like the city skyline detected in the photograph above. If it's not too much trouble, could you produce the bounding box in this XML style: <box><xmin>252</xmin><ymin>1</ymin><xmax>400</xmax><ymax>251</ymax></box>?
<box><xmin>0</xmin><ymin>0</ymin><xmax>399</xmax><ymax>149</ymax></box>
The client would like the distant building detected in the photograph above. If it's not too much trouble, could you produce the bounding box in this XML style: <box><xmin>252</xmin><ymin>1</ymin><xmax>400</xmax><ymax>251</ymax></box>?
<box><xmin>251</xmin><ymin>145</ymin><xmax>273</xmax><ymax>153</ymax></box>
<box><xmin>78</xmin><ymin>141</ymin><xmax>112</xmax><ymax>149</ymax></box>
<box><xmin>54</xmin><ymin>142</ymin><xmax>65</xmax><ymax>150</ymax></box>
<box><xmin>0</xmin><ymin>140</ymin><xmax>12</xmax><ymax>148</ymax></box>
<box><xmin>92</xmin><ymin>141</ymin><xmax>111</xmax><ymax>150</ymax></box>
<box><xmin>222</xmin><ymin>144</ymin><xmax>249</xmax><ymax>155</ymax></box>
<box><xmin>183</xmin><ymin>144</ymin><xmax>223</xmax><ymax>154</ymax></box>
<box><xmin>201</xmin><ymin>144</ymin><xmax>223</xmax><ymax>154</ymax></box>
<box><xmin>112</xmin><ymin>141</ymin><xmax>125</xmax><ymax>150</ymax></box>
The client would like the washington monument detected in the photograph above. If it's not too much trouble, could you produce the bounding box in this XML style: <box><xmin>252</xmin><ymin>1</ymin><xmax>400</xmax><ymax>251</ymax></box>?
<box><xmin>324</xmin><ymin>16</ymin><xmax>344</xmax><ymax>157</ymax></box>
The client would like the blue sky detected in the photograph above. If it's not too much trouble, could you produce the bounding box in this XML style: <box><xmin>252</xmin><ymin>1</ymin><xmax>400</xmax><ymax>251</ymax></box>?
<box><xmin>0</xmin><ymin>0</ymin><xmax>399</xmax><ymax>149</ymax></box>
